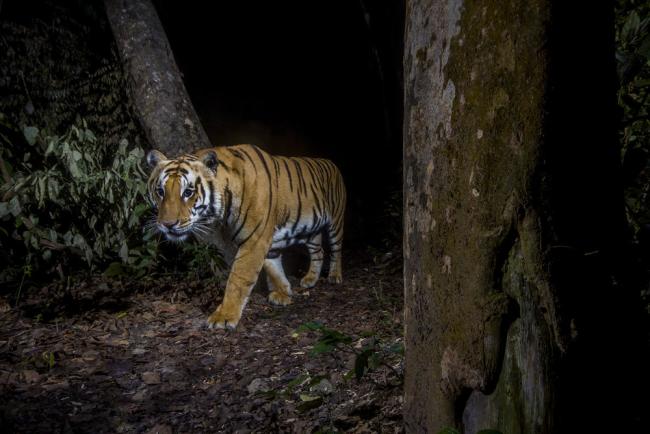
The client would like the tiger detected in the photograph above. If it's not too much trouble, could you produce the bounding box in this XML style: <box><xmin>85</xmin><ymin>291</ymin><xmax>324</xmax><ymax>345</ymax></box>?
<box><xmin>146</xmin><ymin>144</ymin><xmax>346</xmax><ymax>329</ymax></box>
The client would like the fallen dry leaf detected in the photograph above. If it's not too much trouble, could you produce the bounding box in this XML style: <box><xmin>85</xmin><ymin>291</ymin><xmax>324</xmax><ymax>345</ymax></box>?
<box><xmin>142</xmin><ymin>371</ymin><xmax>161</xmax><ymax>385</ymax></box>
<box><xmin>146</xmin><ymin>424</ymin><xmax>172</xmax><ymax>434</ymax></box>
<box><xmin>21</xmin><ymin>370</ymin><xmax>40</xmax><ymax>383</ymax></box>
<box><xmin>41</xmin><ymin>379</ymin><xmax>69</xmax><ymax>391</ymax></box>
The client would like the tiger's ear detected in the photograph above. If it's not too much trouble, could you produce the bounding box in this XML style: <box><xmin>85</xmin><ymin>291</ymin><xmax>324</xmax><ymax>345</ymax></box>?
<box><xmin>201</xmin><ymin>150</ymin><xmax>218</xmax><ymax>171</ymax></box>
<box><xmin>146</xmin><ymin>150</ymin><xmax>167</xmax><ymax>168</ymax></box>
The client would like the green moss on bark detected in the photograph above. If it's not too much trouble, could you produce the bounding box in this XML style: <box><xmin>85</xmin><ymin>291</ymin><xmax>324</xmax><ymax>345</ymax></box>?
<box><xmin>404</xmin><ymin>0</ymin><xmax>553</xmax><ymax>432</ymax></box>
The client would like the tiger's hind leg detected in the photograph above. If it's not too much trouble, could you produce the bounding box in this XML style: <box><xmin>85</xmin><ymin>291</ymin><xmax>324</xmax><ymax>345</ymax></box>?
<box><xmin>326</xmin><ymin>225</ymin><xmax>343</xmax><ymax>284</ymax></box>
<box><xmin>264</xmin><ymin>255</ymin><xmax>293</xmax><ymax>306</ymax></box>
<box><xmin>300</xmin><ymin>233</ymin><xmax>324</xmax><ymax>288</ymax></box>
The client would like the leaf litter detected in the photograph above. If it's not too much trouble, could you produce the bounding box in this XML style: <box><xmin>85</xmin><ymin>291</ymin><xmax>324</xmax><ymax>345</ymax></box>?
<box><xmin>0</xmin><ymin>254</ymin><xmax>404</xmax><ymax>433</ymax></box>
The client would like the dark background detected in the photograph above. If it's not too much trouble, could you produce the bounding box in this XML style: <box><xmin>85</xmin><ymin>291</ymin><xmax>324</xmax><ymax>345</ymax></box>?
<box><xmin>153</xmin><ymin>0</ymin><xmax>405</xmax><ymax>247</ymax></box>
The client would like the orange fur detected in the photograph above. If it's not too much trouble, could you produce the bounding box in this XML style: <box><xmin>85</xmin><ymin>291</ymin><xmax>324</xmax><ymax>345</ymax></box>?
<box><xmin>146</xmin><ymin>145</ymin><xmax>346</xmax><ymax>329</ymax></box>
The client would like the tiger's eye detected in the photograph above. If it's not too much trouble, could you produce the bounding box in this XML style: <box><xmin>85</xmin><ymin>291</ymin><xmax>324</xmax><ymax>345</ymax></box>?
<box><xmin>183</xmin><ymin>189</ymin><xmax>194</xmax><ymax>198</ymax></box>
<box><xmin>156</xmin><ymin>187</ymin><xmax>164</xmax><ymax>197</ymax></box>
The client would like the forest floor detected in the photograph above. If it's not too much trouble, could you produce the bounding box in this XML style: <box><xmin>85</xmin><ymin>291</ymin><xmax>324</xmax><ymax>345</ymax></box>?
<box><xmin>0</xmin><ymin>252</ymin><xmax>404</xmax><ymax>433</ymax></box>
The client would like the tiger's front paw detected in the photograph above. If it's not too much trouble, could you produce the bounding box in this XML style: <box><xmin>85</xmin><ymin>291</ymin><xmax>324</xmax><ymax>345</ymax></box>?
<box><xmin>300</xmin><ymin>272</ymin><xmax>319</xmax><ymax>289</ymax></box>
<box><xmin>207</xmin><ymin>304</ymin><xmax>241</xmax><ymax>330</ymax></box>
<box><xmin>268</xmin><ymin>290</ymin><xmax>292</xmax><ymax>306</ymax></box>
<box><xmin>328</xmin><ymin>272</ymin><xmax>343</xmax><ymax>284</ymax></box>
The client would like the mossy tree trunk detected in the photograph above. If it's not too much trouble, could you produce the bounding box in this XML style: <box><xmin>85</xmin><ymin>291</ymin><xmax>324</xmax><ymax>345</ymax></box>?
<box><xmin>404</xmin><ymin>1</ymin><xmax>640</xmax><ymax>433</ymax></box>
<box><xmin>104</xmin><ymin>0</ymin><xmax>210</xmax><ymax>157</ymax></box>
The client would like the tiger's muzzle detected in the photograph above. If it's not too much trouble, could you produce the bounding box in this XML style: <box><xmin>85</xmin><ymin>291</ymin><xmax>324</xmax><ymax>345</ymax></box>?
<box><xmin>157</xmin><ymin>219</ymin><xmax>191</xmax><ymax>241</ymax></box>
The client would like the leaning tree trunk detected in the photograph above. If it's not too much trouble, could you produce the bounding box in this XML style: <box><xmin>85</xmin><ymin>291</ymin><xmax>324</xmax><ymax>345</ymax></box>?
<box><xmin>404</xmin><ymin>1</ymin><xmax>639</xmax><ymax>433</ymax></box>
<box><xmin>104</xmin><ymin>0</ymin><xmax>210</xmax><ymax>157</ymax></box>
<box><xmin>104</xmin><ymin>0</ymin><xmax>236</xmax><ymax>264</ymax></box>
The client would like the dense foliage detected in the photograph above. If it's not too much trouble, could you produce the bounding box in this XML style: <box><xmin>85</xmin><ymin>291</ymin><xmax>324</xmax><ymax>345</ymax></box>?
<box><xmin>0</xmin><ymin>115</ymin><xmax>226</xmax><ymax>290</ymax></box>
<box><xmin>617</xmin><ymin>0</ymin><xmax>650</xmax><ymax>236</ymax></box>
<box><xmin>0</xmin><ymin>117</ymin><xmax>156</xmax><ymax>279</ymax></box>
<box><xmin>616</xmin><ymin>0</ymin><xmax>650</xmax><ymax>312</ymax></box>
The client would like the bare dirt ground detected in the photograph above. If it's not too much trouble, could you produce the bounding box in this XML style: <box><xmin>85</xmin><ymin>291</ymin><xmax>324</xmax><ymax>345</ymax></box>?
<box><xmin>0</xmin><ymin>255</ymin><xmax>403</xmax><ymax>433</ymax></box>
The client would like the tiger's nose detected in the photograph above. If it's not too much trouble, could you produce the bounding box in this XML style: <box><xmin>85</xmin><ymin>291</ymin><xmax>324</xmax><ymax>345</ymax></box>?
<box><xmin>160</xmin><ymin>220</ymin><xmax>179</xmax><ymax>229</ymax></box>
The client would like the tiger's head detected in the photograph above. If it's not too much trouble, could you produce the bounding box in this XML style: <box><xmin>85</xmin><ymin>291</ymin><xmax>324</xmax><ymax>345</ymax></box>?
<box><xmin>146</xmin><ymin>149</ymin><xmax>222</xmax><ymax>242</ymax></box>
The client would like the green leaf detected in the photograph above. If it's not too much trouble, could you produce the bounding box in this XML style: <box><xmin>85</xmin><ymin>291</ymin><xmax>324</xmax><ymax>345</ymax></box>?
<box><xmin>73</xmin><ymin>233</ymin><xmax>85</xmax><ymax>247</ymax></box>
<box><xmin>632</xmin><ymin>78</ymin><xmax>650</xmax><ymax>88</ymax></box>
<box><xmin>23</xmin><ymin>126</ymin><xmax>39</xmax><ymax>146</ymax></box>
<box><xmin>254</xmin><ymin>389</ymin><xmax>278</xmax><ymax>400</ymax></box>
<box><xmin>29</xmin><ymin>231</ymin><xmax>38</xmax><ymax>249</ymax></box>
<box><xmin>2</xmin><ymin>159</ymin><xmax>13</xmax><ymax>177</ymax></box>
<box><xmin>285</xmin><ymin>373</ymin><xmax>309</xmax><ymax>391</ymax></box>
<box><xmin>84</xmin><ymin>129</ymin><xmax>96</xmax><ymax>142</ymax></box>
<box><xmin>437</xmin><ymin>429</ymin><xmax>460</xmax><ymax>434</ymax></box>
<box><xmin>119</xmin><ymin>242</ymin><xmax>129</xmax><ymax>263</ymax></box>
<box><xmin>296</xmin><ymin>321</ymin><xmax>324</xmax><ymax>332</ymax></box>
<box><xmin>310</xmin><ymin>341</ymin><xmax>334</xmax><ymax>355</ymax></box>
<box><xmin>104</xmin><ymin>262</ymin><xmax>125</xmax><ymax>277</ymax></box>
<box><xmin>637</xmin><ymin>33</ymin><xmax>650</xmax><ymax>60</ymax></box>
<box><xmin>368</xmin><ymin>352</ymin><xmax>381</xmax><ymax>370</ymax></box>
<box><xmin>130</xmin><ymin>146</ymin><xmax>144</xmax><ymax>160</ymax></box>
<box><xmin>45</xmin><ymin>137</ymin><xmax>57</xmax><ymax>155</ymax></box>
<box><xmin>8</xmin><ymin>196</ymin><xmax>21</xmax><ymax>216</ymax></box>
<box><xmin>68</xmin><ymin>160</ymin><xmax>81</xmax><ymax>178</ymax></box>
<box><xmin>319</xmin><ymin>328</ymin><xmax>353</xmax><ymax>345</ymax></box>
<box><xmin>296</xmin><ymin>395</ymin><xmax>323</xmax><ymax>413</ymax></box>
<box><xmin>47</xmin><ymin>178</ymin><xmax>59</xmax><ymax>202</ymax></box>
<box><xmin>622</xmin><ymin>11</ymin><xmax>641</xmax><ymax>42</ymax></box>
<box><xmin>133</xmin><ymin>203</ymin><xmax>149</xmax><ymax>218</ymax></box>
<box><xmin>354</xmin><ymin>348</ymin><xmax>374</xmax><ymax>380</ymax></box>
<box><xmin>37</xmin><ymin>176</ymin><xmax>46</xmax><ymax>206</ymax></box>
<box><xmin>0</xmin><ymin>202</ymin><xmax>9</xmax><ymax>218</ymax></box>
<box><xmin>388</xmin><ymin>342</ymin><xmax>405</xmax><ymax>355</ymax></box>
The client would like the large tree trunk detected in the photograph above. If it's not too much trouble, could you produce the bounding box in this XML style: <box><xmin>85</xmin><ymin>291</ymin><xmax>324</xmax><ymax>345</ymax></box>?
<box><xmin>404</xmin><ymin>1</ymin><xmax>641</xmax><ymax>432</ymax></box>
<box><xmin>104</xmin><ymin>0</ymin><xmax>210</xmax><ymax>157</ymax></box>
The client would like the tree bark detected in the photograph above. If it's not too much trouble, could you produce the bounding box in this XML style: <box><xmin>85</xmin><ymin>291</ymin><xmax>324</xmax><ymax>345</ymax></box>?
<box><xmin>104</xmin><ymin>0</ymin><xmax>211</xmax><ymax>157</ymax></box>
<box><xmin>404</xmin><ymin>1</ymin><xmax>636</xmax><ymax>433</ymax></box>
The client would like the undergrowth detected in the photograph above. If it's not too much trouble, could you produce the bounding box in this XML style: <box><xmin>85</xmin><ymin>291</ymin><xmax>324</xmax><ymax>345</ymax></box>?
<box><xmin>0</xmin><ymin>116</ymin><xmax>225</xmax><ymax>296</ymax></box>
